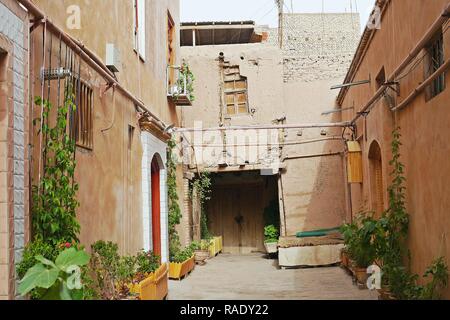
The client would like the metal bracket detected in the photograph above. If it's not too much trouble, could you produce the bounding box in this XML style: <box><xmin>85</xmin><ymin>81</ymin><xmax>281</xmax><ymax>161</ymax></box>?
<box><xmin>384</xmin><ymin>81</ymin><xmax>400</xmax><ymax>95</ymax></box>
<box><xmin>40</xmin><ymin>67</ymin><xmax>71</xmax><ymax>81</ymax></box>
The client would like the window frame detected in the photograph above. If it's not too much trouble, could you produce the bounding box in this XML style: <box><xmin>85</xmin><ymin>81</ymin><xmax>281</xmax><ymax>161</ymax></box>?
<box><xmin>425</xmin><ymin>30</ymin><xmax>445</xmax><ymax>101</ymax></box>
<box><xmin>223</xmin><ymin>65</ymin><xmax>250</xmax><ymax>116</ymax></box>
<box><xmin>133</xmin><ymin>0</ymin><xmax>146</xmax><ymax>61</ymax></box>
<box><xmin>71</xmin><ymin>79</ymin><xmax>94</xmax><ymax>150</ymax></box>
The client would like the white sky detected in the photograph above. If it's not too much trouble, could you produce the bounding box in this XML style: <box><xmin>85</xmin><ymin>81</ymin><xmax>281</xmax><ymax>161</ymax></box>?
<box><xmin>181</xmin><ymin>0</ymin><xmax>377</xmax><ymax>33</ymax></box>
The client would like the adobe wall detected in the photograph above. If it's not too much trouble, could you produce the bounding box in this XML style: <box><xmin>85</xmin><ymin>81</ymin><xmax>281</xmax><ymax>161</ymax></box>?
<box><xmin>339</xmin><ymin>0</ymin><xmax>450</xmax><ymax>298</ymax></box>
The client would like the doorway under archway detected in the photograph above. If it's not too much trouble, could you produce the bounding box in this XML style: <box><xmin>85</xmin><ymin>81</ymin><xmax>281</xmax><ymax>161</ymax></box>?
<box><xmin>151</xmin><ymin>155</ymin><xmax>162</xmax><ymax>257</ymax></box>
<box><xmin>369</xmin><ymin>141</ymin><xmax>384</xmax><ymax>219</ymax></box>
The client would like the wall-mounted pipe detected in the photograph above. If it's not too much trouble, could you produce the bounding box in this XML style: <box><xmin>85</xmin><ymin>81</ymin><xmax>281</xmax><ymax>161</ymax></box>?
<box><xmin>392</xmin><ymin>58</ymin><xmax>450</xmax><ymax>112</ymax></box>
<box><xmin>349</xmin><ymin>2</ymin><xmax>450</xmax><ymax>125</ymax></box>
<box><xmin>17</xmin><ymin>0</ymin><xmax>168</xmax><ymax>132</ymax></box>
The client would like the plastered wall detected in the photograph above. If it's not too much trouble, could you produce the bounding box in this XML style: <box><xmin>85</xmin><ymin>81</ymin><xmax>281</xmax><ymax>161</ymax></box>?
<box><xmin>339</xmin><ymin>0</ymin><xmax>450</xmax><ymax>298</ymax></box>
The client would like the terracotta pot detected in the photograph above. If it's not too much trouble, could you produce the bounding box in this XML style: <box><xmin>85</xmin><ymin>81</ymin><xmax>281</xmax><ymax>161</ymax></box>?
<box><xmin>341</xmin><ymin>251</ymin><xmax>349</xmax><ymax>268</ymax></box>
<box><xmin>194</xmin><ymin>250</ymin><xmax>210</xmax><ymax>265</ymax></box>
<box><xmin>353</xmin><ymin>267</ymin><xmax>369</xmax><ymax>287</ymax></box>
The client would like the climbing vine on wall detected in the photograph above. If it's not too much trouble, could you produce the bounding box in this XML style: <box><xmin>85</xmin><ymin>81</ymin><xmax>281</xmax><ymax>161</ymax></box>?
<box><xmin>167</xmin><ymin>138</ymin><xmax>182</xmax><ymax>259</ymax></box>
<box><xmin>190</xmin><ymin>172</ymin><xmax>212</xmax><ymax>240</ymax></box>
<box><xmin>32</xmin><ymin>88</ymin><xmax>80</xmax><ymax>246</ymax></box>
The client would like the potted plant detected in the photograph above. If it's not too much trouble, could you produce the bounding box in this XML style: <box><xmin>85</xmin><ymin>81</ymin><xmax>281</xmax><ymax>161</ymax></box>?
<box><xmin>264</xmin><ymin>225</ymin><xmax>279</xmax><ymax>254</ymax></box>
<box><xmin>341</xmin><ymin>214</ymin><xmax>377</xmax><ymax>287</ymax></box>
<box><xmin>191</xmin><ymin>240</ymin><xmax>210</xmax><ymax>265</ymax></box>
<box><xmin>169</xmin><ymin>246</ymin><xmax>195</xmax><ymax>280</ymax></box>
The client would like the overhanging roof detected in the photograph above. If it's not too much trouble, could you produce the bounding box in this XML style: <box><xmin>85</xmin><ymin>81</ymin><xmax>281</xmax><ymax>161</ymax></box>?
<box><xmin>180</xmin><ymin>21</ymin><xmax>263</xmax><ymax>46</ymax></box>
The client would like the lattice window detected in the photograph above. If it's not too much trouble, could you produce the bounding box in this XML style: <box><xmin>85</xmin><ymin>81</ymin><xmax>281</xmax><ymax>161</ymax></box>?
<box><xmin>223</xmin><ymin>65</ymin><xmax>249</xmax><ymax>115</ymax></box>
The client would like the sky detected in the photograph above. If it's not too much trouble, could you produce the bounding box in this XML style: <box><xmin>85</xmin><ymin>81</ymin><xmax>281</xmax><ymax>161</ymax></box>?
<box><xmin>181</xmin><ymin>0</ymin><xmax>377</xmax><ymax>34</ymax></box>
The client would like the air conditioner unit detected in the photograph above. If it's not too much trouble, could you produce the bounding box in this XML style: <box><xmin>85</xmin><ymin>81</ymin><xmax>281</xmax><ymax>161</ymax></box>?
<box><xmin>106</xmin><ymin>43</ymin><xmax>121</xmax><ymax>73</ymax></box>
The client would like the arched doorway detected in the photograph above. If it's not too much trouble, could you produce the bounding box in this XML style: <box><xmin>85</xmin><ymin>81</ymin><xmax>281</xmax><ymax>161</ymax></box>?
<box><xmin>151</xmin><ymin>155</ymin><xmax>161</xmax><ymax>257</ymax></box>
<box><xmin>369</xmin><ymin>141</ymin><xmax>384</xmax><ymax>219</ymax></box>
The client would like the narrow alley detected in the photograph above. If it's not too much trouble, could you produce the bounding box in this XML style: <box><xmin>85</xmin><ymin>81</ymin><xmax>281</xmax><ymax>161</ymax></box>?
<box><xmin>169</xmin><ymin>254</ymin><xmax>377</xmax><ymax>300</ymax></box>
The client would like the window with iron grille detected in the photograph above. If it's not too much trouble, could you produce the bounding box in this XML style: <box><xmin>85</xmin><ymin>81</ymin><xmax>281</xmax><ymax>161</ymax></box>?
<box><xmin>425</xmin><ymin>31</ymin><xmax>445</xmax><ymax>100</ymax></box>
<box><xmin>71</xmin><ymin>80</ymin><xmax>93</xmax><ymax>150</ymax></box>
<box><xmin>223</xmin><ymin>65</ymin><xmax>249</xmax><ymax>115</ymax></box>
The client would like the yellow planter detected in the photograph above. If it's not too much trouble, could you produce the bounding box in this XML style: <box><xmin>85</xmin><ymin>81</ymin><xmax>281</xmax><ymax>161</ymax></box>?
<box><xmin>129</xmin><ymin>263</ymin><xmax>169</xmax><ymax>300</ymax></box>
<box><xmin>209</xmin><ymin>236</ymin><xmax>223</xmax><ymax>257</ymax></box>
<box><xmin>169</xmin><ymin>255</ymin><xmax>195</xmax><ymax>280</ymax></box>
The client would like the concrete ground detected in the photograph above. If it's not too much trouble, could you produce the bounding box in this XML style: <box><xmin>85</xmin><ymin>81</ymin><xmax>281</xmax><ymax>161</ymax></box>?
<box><xmin>168</xmin><ymin>253</ymin><xmax>378</xmax><ymax>300</ymax></box>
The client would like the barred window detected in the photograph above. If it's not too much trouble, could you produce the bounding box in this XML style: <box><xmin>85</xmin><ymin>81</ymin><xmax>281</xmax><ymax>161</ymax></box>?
<box><xmin>71</xmin><ymin>80</ymin><xmax>93</xmax><ymax>150</ymax></box>
<box><xmin>425</xmin><ymin>31</ymin><xmax>445</xmax><ymax>100</ymax></box>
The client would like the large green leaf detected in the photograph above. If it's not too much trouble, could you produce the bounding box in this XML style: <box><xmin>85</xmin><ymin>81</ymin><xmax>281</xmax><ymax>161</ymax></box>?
<box><xmin>55</xmin><ymin>248</ymin><xmax>90</xmax><ymax>271</ymax></box>
<box><xmin>18</xmin><ymin>263</ymin><xmax>59</xmax><ymax>296</ymax></box>
<box><xmin>35</xmin><ymin>255</ymin><xmax>57</xmax><ymax>269</ymax></box>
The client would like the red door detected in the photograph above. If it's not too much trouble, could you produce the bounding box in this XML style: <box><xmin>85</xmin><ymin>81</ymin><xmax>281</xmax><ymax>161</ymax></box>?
<box><xmin>151</xmin><ymin>157</ymin><xmax>161</xmax><ymax>256</ymax></box>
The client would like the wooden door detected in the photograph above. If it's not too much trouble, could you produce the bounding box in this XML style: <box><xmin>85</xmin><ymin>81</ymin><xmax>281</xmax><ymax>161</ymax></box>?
<box><xmin>207</xmin><ymin>183</ymin><xmax>264</xmax><ymax>254</ymax></box>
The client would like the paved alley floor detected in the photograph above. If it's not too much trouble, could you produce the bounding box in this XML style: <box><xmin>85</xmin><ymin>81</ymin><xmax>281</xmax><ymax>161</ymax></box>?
<box><xmin>168</xmin><ymin>253</ymin><xmax>378</xmax><ymax>300</ymax></box>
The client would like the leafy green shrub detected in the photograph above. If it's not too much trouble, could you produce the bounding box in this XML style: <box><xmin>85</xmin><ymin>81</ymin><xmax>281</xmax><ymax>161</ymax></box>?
<box><xmin>171</xmin><ymin>246</ymin><xmax>194</xmax><ymax>263</ymax></box>
<box><xmin>18</xmin><ymin>247</ymin><xmax>90</xmax><ymax>300</ymax></box>
<box><xmin>341</xmin><ymin>214</ymin><xmax>377</xmax><ymax>268</ymax></box>
<box><xmin>135</xmin><ymin>250</ymin><xmax>160</xmax><ymax>274</ymax></box>
<box><xmin>17</xmin><ymin>240</ymin><xmax>61</xmax><ymax>280</ymax></box>
<box><xmin>190</xmin><ymin>240</ymin><xmax>210</xmax><ymax>251</ymax></box>
<box><xmin>89</xmin><ymin>241</ymin><xmax>121</xmax><ymax>300</ymax></box>
<box><xmin>264</xmin><ymin>225</ymin><xmax>279</xmax><ymax>243</ymax></box>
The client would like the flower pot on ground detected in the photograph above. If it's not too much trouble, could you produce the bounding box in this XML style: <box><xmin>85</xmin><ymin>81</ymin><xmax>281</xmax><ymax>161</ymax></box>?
<box><xmin>264</xmin><ymin>225</ymin><xmax>279</xmax><ymax>255</ymax></box>
<box><xmin>169</xmin><ymin>246</ymin><xmax>195</xmax><ymax>280</ymax></box>
<box><xmin>169</xmin><ymin>256</ymin><xmax>195</xmax><ymax>280</ymax></box>
<box><xmin>264</xmin><ymin>242</ymin><xmax>278</xmax><ymax>254</ymax></box>
<box><xmin>353</xmin><ymin>267</ymin><xmax>369</xmax><ymax>286</ymax></box>
<box><xmin>191</xmin><ymin>240</ymin><xmax>210</xmax><ymax>265</ymax></box>
<box><xmin>137</xmin><ymin>263</ymin><xmax>169</xmax><ymax>300</ymax></box>
<box><xmin>207</xmin><ymin>236</ymin><xmax>223</xmax><ymax>258</ymax></box>
<box><xmin>341</xmin><ymin>214</ymin><xmax>377</xmax><ymax>288</ymax></box>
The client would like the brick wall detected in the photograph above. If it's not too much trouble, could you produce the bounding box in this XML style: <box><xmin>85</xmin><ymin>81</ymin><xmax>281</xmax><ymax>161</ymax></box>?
<box><xmin>0</xmin><ymin>0</ymin><xmax>28</xmax><ymax>300</ymax></box>
<box><xmin>258</xmin><ymin>13</ymin><xmax>361</xmax><ymax>83</ymax></box>
<box><xmin>282</xmin><ymin>13</ymin><xmax>360</xmax><ymax>83</ymax></box>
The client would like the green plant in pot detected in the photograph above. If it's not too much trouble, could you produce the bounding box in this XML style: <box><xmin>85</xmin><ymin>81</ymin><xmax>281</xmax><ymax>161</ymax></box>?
<box><xmin>264</xmin><ymin>225</ymin><xmax>279</xmax><ymax>254</ymax></box>
<box><xmin>341</xmin><ymin>213</ymin><xmax>377</xmax><ymax>287</ymax></box>
<box><xmin>191</xmin><ymin>240</ymin><xmax>210</xmax><ymax>265</ymax></box>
